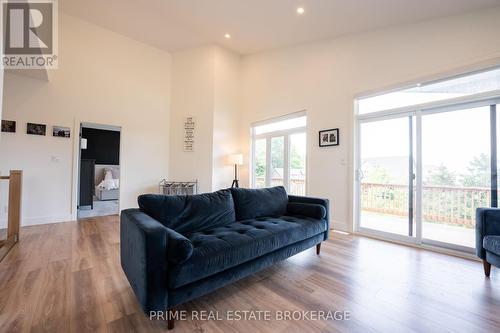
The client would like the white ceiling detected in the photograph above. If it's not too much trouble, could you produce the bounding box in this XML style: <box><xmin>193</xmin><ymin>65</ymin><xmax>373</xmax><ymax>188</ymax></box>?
<box><xmin>60</xmin><ymin>0</ymin><xmax>500</xmax><ymax>55</ymax></box>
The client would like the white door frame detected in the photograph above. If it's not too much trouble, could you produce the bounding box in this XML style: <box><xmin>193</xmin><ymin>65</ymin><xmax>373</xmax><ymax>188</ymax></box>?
<box><xmin>71</xmin><ymin>120</ymin><xmax>122</xmax><ymax>220</ymax></box>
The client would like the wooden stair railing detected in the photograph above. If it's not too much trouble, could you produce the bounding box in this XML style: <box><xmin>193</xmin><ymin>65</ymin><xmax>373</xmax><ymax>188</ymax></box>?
<box><xmin>0</xmin><ymin>170</ymin><xmax>22</xmax><ymax>262</ymax></box>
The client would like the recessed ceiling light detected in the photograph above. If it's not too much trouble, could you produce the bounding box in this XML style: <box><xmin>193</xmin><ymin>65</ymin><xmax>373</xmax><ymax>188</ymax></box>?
<box><xmin>296</xmin><ymin>7</ymin><xmax>305</xmax><ymax>15</ymax></box>
<box><xmin>224</xmin><ymin>33</ymin><xmax>231</xmax><ymax>39</ymax></box>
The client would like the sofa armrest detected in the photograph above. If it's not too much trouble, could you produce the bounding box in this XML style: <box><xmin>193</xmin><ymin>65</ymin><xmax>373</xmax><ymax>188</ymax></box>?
<box><xmin>288</xmin><ymin>195</ymin><xmax>330</xmax><ymax>240</ymax></box>
<box><xmin>476</xmin><ymin>208</ymin><xmax>500</xmax><ymax>259</ymax></box>
<box><xmin>120</xmin><ymin>209</ymin><xmax>169</xmax><ymax>313</ymax></box>
<box><xmin>165</xmin><ymin>227</ymin><xmax>194</xmax><ymax>264</ymax></box>
<box><xmin>287</xmin><ymin>202</ymin><xmax>326</xmax><ymax>220</ymax></box>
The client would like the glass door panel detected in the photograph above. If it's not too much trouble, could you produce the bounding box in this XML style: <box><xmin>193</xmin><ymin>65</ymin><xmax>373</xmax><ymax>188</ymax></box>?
<box><xmin>422</xmin><ymin>106</ymin><xmax>490</xmax><ymax>248</ymax></box>
<box><xmin>254</xmin><ymin>138</ymin><xmax>267</xmax><ymax>188</ymax></box>
<box><xmin>270</xmin><ymin>136</ymin><xmax>285</xmax><ymax>186</ymax></box>
<box><xmin>290</xmin><ymin>133</ymin><xmax>307</xmax><ymax>195</ymax></box>
<box><xmin>360</xmin><ymin>117</ymin><xmax>414</xmax><ymax>236</ymax></box>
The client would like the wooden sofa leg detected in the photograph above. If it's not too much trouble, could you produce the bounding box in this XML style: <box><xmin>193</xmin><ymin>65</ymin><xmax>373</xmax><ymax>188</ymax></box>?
<box><xmin>167</xmin><ymin>310</ymin><xmax>175</xmax><ymax>330</ymax></box>
<box><xmin>316</xmin><ymin>243</ymin><xmax>321</xmax><ymax>255</ymax></box>
<box><xmin>483</xmin><ymin>260</ymin><xmax>491</xmax><ymax>277</ymax></box>
<box><xmin>167</xmin><ymin>318</ymin><xmax>174</xmax><ymax>330</ymax></box>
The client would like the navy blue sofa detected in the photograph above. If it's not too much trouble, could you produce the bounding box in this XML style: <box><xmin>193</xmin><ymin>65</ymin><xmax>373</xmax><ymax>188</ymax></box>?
<box><xmin>120</xmin><ymin>186</ymin><xmax>329</xmax><ymax>329</ymax></box>
<box><xmin>476</xmin><ymin>208</ymin><xmax>500</xmax><ymax>277</ymax></box>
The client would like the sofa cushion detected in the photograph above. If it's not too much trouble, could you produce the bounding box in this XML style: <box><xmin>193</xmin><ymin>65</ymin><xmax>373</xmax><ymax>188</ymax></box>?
<box><xmin>230</xmin><ymin>186</ymin><xmax>288</xmax><ymax>221</ymax></box>
<box><xmin>168</xmin><ymin>215</ymin><xmax>327</xmax><ymax>288</ymax></box>
<box><xmin>483</xmin><ymin>235</ymin><xmax>500</xmax><ymax>255</ymax></box>
<box><xmin>138</xmin><ymin>190</ymin><xmax>235</xmax><ymax>234</ymax></box>
<box><xmin>287</xmin><ymin>202</ymin><xmax>326</xmax><ymax>220</ymax></box>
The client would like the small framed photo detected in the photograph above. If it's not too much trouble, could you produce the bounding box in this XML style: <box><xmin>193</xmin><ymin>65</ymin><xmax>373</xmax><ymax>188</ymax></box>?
<box><xmin>53</xmin><ymin>126</ymin><xmax>71</xmax><ymax>138</ymax></box>
<box><xmin>319</xmin><ymin>128</ymin><xmax>339</xmax><ymax>147</ymax></box>
<box><xmin>27</xmin><ymin>123</ymin><xmax>46</xmax><ymax>136</ymax></box>
<box><xmin>1</xmin><ymin>120</ymin><xmax>16</xmax><ymax>133</ymax></box>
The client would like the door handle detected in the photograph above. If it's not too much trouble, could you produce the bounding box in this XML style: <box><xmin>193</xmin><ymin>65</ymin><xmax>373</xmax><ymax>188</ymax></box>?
<box><xmin>356</xmin><ymin>169</ymin><xmax>364</xmax><ymax>181</ymax></box>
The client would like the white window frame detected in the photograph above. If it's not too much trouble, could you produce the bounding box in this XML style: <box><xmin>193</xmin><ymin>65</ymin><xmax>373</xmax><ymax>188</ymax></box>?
<box><xmin>354</xmin><ymin>66</ymin><xmax>500</xmax><ymax>254</ymax></box>
<box><xmin>251</xmin><ymin>111</ymin><xmax>307</xmax><ymax>194</ymax></box>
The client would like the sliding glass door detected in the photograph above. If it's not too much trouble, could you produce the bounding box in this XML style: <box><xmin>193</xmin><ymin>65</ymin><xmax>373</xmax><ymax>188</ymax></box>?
<box><xmin>356</xmin><ymin>66</ymin><xmax>500</xmax><ymax>252</ymax></box>
<box><xmin>359</xmin><ymin>117</ymin><xmax>415</xmax><ymax>238</ymax></box>
<box><xmin>357</xmin><ymin>103</ymin><xmax>500</xmax><ymax>251</ymax></box>
<box><xmin>421</xmin><ymin>106</ymin><xmax>491</xmax><ymax>248</ymax></box>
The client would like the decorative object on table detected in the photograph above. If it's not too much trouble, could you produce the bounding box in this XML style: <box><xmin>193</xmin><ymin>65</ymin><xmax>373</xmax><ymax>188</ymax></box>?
<box><xmin>319</xmin><ymin>128</ymin><xmax>339</xmax><ymax>147</ymax></box>
<box><xmin>27</xmin><ymin>123</ymin><xmax>46</xmax><ymax>136</ymax></box>
<box><xmin>1</xmin><ymin>120</ymin><xmax>16</xmax><ymax>133</ymax></box>
<box><xmin>159</xmin><ymin>179</ymin><xmax>198</xmax><ymax>195</ymax></box>
<box><xmin>183</xmin><ymin>117</ymin><xmax>195</xmax><ymax>152</ymax></box>
<box><xmin>52</xmin><ymin>126</ymin><xmax>70</xmax><ymax>138</ymax></box>
<box><xmin>227</xmin><ymin>153</ymin><xmax>243</xmax><ymax>188</ymax></box>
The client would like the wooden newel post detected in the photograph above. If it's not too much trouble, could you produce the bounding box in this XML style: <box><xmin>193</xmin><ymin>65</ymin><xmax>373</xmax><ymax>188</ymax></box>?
<box><xmin>7</xmin><ymin>170</ymin><xmax>22</xmax><ymax>242</ymax></box>
<box><xmin>0</xmin><ymin>170</ymin><xmax>22</xmax><ymax>262</ymax></box>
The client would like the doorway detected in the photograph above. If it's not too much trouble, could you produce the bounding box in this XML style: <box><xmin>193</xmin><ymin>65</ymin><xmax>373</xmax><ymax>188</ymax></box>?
<box><xmin>77</xmin><ymin>123</ymin><xmax>121</xmax><ymax>219</ymax></box>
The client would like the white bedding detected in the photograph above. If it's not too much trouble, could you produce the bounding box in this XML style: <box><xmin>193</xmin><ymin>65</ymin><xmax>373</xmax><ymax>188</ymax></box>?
<box><xmin>97</xmin><ymin>169</ymin><xmax>120</xmax><ymax>190</ymax></box>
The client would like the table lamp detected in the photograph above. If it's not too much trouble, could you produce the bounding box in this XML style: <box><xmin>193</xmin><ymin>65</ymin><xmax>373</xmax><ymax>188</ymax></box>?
<box><xmin>227</xmin><ymin>153</ymin><xmax>243</xmax><ymax>188</ymax></box>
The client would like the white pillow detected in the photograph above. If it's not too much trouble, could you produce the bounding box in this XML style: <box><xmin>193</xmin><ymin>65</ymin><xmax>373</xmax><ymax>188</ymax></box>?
<box><xmin>98</xmin><ymin>170</ymin><xmax>119</xmax><ymax>190</ymax></box>
<box><xmin>104</xmin><ymin>169</ymin><xmax>113</xmax><ymax>181</ymax></box>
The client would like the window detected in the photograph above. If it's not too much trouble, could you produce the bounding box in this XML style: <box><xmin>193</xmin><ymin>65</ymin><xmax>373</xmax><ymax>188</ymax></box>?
<box><xmin>251</xmin><ymin>113</ymin><xmax>307</xmax><ymax>195</ymax></box>
<box><xmin>355</xmin><ymin>66</ymin><xmax>500</xmax><ymax>252</ymax></box>
<box><xmin>358</xmin><ymin>67</ymin><xmax>500</xmax><ymax>114</ymax></box>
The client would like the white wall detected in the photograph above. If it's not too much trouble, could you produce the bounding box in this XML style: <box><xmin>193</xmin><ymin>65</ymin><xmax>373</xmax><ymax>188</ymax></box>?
<box><xmin>212</xmin><ymin>47</ymin><xmax>241</xmax><ymax>191</ymax></box>
<box><xmin>239</xmin><ymin>8</ymin><xmax>500</xmax><ymax>231</ymax></box>
<box><xmin>169</xmin><ymin>46</ymin><xmax>241</xmax><ymax>193</ymax></box>
<box><xmin>169</xmin><ymin>46</ymin><xmax>216</xmax><ymax>193</ymax></box>
<box><xmin>0</xmin><ymin>13</ymin><xmax>172</xmax><ymax>226</ymax></box>
<box><xmin>0</xmin><ymin>69</ymin><xmax>3</xmax><ymax>126</ymax></box>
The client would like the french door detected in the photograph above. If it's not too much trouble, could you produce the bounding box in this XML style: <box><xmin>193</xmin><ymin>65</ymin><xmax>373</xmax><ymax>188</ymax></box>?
<box><xmin>356</xmin><ymin>102</ymin><xmax>499</xmax><ymax>251</ymax></box>
<box><xmin>252</xmin><ymin>129</ymin><xmax>307</xmax><ymax>195</ymax></box>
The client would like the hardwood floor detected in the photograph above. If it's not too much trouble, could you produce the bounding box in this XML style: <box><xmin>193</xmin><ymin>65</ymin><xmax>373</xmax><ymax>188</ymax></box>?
<box><xmin>1</xmin><ymin>216</ymin><xmax>499</xmax><ymax>332</ymax></box>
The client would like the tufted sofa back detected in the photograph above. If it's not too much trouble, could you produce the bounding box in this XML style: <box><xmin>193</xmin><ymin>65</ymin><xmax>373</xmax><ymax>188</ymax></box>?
<box><xmin>138</xmin><ymin>189</ymin><xmax>235</xmax><ymax>234</ymax></box>
<box><xmin>230</xmin><ymin>186</ymin><xmax>288</xmax><ymax>221</ymax></box>
<box><xmin>138</xmin><ymin>186</ymin><xmax>290</xmax><ymax>235</ymax></box>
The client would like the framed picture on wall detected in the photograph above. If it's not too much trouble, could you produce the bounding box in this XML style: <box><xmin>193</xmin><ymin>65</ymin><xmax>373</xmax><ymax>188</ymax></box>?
<box><xmin>53</xmin><ymin>126</ymin><xmax>71</xmax><ymax>138</ymax></box>
<box><xmin>319</xmin><ymin>128</ymin><xmax>339</xmax><ymax>147</ymax></box>
<box><xmin>27</xmin><ymin>123</ymin><xmax>46</xmax><ymax>136</ymax></box>
<box><xmin>1</xmin><ymin>120</ymin><xmax>16</xmax><ymax>133</ymax></box>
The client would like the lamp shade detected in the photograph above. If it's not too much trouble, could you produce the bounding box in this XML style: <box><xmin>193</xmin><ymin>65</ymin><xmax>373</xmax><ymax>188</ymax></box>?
<box><xmin>227</xmin><ymin>153</ymin><xmax>243</xmax><ymax>165</ymax></box>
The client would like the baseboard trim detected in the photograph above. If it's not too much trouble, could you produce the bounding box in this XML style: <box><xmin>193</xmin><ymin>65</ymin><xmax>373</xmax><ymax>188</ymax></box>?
<box><xmin>355</xmin><ymin>230</ymin><xmax>479</xmax><ymax>262</ymax></box>
<box><xmin>331</xmin><ymin>220</ymin><xmax>349</xmax><ymax>233</ymax></box>
<box><xmin>1</xmin><ymin>214</ymin><xmax>75</xmax><ymax>228</ymax></box>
